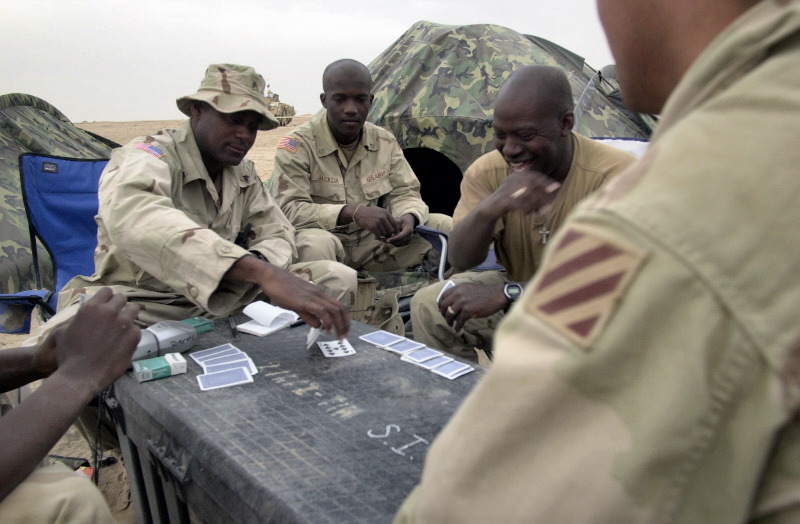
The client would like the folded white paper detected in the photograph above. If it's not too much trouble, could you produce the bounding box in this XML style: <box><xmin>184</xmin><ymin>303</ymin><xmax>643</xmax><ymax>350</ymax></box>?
<box><xmin>237</xmin><ymin>301</ymin><xmax>299</xmax><ymax>337</ymax></box>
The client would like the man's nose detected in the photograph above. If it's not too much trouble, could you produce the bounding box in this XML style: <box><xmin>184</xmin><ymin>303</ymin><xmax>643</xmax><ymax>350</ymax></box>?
<box><xmin>342</xmin><ymin>100</ymin><xmax>358</xmax><ymax>114</ymax></box>
<box><xmin>234</xmin><ymin>124</ymin><xmax>257</xmax><ymax>142</ymax></box>
<box><xmin>502</xmin><ymin>138</ymin><xmax>523</xmax><ymax>157</ymax></box>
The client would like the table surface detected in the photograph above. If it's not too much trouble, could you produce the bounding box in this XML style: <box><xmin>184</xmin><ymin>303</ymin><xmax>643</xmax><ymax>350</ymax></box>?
<box><xmin>113</xmin><ymin>319</ymin><xmax>484</xmax><ymax>524</ymax></box>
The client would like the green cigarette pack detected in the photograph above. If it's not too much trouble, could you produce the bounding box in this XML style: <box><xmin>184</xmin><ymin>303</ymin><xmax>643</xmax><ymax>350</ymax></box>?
<box><xmin>132</xmin><ymin>353</ymin><xmax>187</xmax><ymax>383</ymax></box>
<box><xmin>180</xmin><ymin>317</ymin><xmax>215</xmax><ymax>334</ymax></box>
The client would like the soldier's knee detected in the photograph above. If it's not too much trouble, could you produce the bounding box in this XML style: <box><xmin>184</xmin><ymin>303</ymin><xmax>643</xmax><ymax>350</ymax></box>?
<box><xmin>318</xmin><ymin>261</ymin><xmax>358</xmax><ymax>304</ymax></box>
<box><xmin>411</xmin><ymin>281</ymin><xmax>443</xmax><ymax>319</ymax></box>
<box><xmin>295</xmin><ymin>229</ymin><xmax>343</xmax><ymax>262</ymax></box>
<box><xmin>424</xmin><ymin>213</ymin><xmax>453</xmax><ymax>235</ymax></box>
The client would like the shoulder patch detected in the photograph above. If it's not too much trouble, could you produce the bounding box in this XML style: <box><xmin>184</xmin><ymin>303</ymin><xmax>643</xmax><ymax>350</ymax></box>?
<box><xmin>278</xmin><ymin>136</ymin><xmax>300</xmax><ymax>154</ymax></box>
<box><xmin>524</xmin><ymin>225</ymin><xmax>647</xmax><ymax>349</ymax></box>
<box><xmin>132</xmin><ymin>142</ymin><xmax>166</xmax><ymax>159</ymax></box>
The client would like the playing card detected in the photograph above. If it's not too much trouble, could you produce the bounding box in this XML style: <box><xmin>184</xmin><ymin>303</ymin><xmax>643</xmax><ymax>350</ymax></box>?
<box><xmin>381</xmin><ymin>338</ymin><xmax>426</xmax><ymax>355</ymax></box>
<box><xmin>203</xmin><ymin>357</ymin><xmax>258</xmax><ymax>375</ymax></box>
<box><xmin>200</xmin><ymin>352</ymin><xmax>249</xmax><ymax>367</ymax></box>
<box><xmin>317</xmin><ymin>339</ymin><xmax>356</xmax><ymax>358</ymax></box>
<box><xmin>197</xmin><ymin>367</ymin><xmax>254</xmax><ymax>391</ymax></box>
<box><xmin>415</xmin><ymin>354</ymin><xmax>453</xmax><ymax>370</ymax></box>
<box><xmin>359</xmin><ymin>330</ymin><xmax>405</xmax><ymax>347</ymax></box>
<box><xmin>306</xmin><ymin>327</ymin><xmax>322</xmax><ymax>349</ymax></box>
<box><xmin>190</xmin><ymin>344</ymin><xmax>242</xmax><ymax>365</ymax></box>
<box><xmin>431</xmin><ymin>361</ymin><xmax>474</xmax><ymax>380</ymax></box>
<box><xmin>401</xmin><ymin>347</ymin><xmax>443</xmax><ymax>364</ymax></box>
<box><xmin>436</xmin><ymin>279</ymin><xmax>456</xmax><ymax>303</ymax></box>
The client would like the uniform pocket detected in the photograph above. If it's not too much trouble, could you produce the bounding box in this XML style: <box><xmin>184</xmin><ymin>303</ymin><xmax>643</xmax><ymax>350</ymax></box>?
<box><xmin>362</xmin><ymin>177</ymin><xmax>393</xmax><ymax>201</ymax></box>
<box><xmin>310</xmin><ymin>175</ymin><xmax>346</xmax><ymax>203</ymax></box>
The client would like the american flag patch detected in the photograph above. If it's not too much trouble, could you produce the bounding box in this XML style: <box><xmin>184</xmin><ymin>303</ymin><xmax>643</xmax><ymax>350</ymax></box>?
<box><xmin>133</xmin><ymin>142</ymin><xmax>165</xmax><ymax>159</ymax></box>
<box><xmin>278</xmin><ymin>136</ymin><xmax>300</xmax><ymax>153</ymax></box>
<box><xmin>524</xmin><ymin>226</ymin><xmax>647</xmax><ymax>349</ymax></box>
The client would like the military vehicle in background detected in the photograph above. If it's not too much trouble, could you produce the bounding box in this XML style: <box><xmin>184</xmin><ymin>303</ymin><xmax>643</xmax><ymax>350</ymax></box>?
<box><xmin>265</xmin><ymin>89</ymin><xmax>295</xmax><ymax>126</ymax></box>
<box><xmin>368</xmin><ymin>20</ymin><xmax>658</xmax><ymax>215</ymax></box>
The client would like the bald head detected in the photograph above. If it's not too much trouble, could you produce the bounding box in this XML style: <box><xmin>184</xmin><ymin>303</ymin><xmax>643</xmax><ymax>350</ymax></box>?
<box><xmin>495</xmin><ymin>65</ymin><xmax>574</xmax><ymax>120</ymax></box>
<box><xmin>322</xmin><ymin>59</ymin><xmax>373</xmax><ymax>94</ymax></box>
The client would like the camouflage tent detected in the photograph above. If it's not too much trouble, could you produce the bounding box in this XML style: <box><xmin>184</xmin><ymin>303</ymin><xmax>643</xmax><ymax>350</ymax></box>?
<box><xmin>367</xmin><ymin>20</ymin><xmax>657</xmax><ymax>214</ymax></box>
<box><xmin>0</xmin><ymin>93</ymin><xmax>117</xmax><ymax>294</ymax></box>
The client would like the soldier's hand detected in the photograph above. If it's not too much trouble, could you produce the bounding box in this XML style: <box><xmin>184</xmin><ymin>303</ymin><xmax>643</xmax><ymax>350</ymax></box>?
<box><xmin>226</xmin><ymin>255</ymin><xmax>350</xmax><ymax>339</ymax></box>
<box><xmin>53</xmin><ymin>288</ymin><xmax>141</xmax><ymax>394</ymax></box>
<box><xmin>484</xmin><ymin>168</ymin><xmax>561</xmax><ymax>217</ymax></box>
<box><xmin>385</xmin><ymin>214</ymin><xmax>416</xmax><ymax>245</ymax></box>
<box><xmin>353</xmin><ymin>206</ymin><xmax>399</xmax><ymax>242</ymax></box>
<box><xmin>262</xmin><ymin>266</ymin><xmax>350</xmax><ymax>339</ymax></box>
<box><xmin>438</xmin><ymin>283</ymin><xmax>508</xmax><ymax>332</ymax></box>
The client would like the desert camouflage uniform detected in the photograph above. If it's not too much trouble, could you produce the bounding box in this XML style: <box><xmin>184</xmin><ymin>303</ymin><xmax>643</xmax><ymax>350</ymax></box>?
<box><xmin>396</xmin><ymin>1</ymin><xmax>800</xmax><ymax>521</ymax></box>
<box><xmin>38</xmin><ymin>121</ymin><xmax>356</xmax><ymax>335</ymax></box>
<box><xmin>412</xmin><ymin>134</ymin><xmax>635</xmax><ymax>360</ymax></box>
<box><xmin>268</xmin><ymin>110</ymin><xmax>452</xmax><ymax>272</ymax></box>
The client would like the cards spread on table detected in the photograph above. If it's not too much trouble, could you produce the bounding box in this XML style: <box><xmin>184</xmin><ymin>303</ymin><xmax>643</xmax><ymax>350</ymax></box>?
<box><xmin>359</xmin><ymin>329</ymin><xmax>475</xmax><ymax>380</ymax></box>
<box><xmin>317</xmin><ymin>339</ymin><xmax>356</xmax><ymax>358</ymax></box>
<box><xmin>191</xmin><ymin>343</ymin><xmax>257</xmax><ymax>391</ymax></box>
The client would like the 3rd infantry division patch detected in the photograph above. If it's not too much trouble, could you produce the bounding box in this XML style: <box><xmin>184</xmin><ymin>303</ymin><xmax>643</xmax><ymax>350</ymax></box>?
<box><xmin>524</xmin><ymin>226</ymin><xmax>647</xmax><ymax>349</ymax></box>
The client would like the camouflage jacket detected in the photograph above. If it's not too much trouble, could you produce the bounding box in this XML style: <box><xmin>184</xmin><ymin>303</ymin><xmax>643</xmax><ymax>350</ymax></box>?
<box><xmin>268</xmin><ymin>110</ymin><xmax>428</xmax><ymax>234</ymax></box>
<box><xmin>61</xmin><ymin>122</ymin><xmax>297</xmax><ymax>318</ymax></box>
<box><xmin>396</xmin><ymin>1</ymin><xmax>800</xmax><ymax>522</ymax></box>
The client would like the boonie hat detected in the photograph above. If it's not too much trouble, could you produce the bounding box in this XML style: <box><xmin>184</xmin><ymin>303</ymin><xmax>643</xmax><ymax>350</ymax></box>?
<box><xmin>176</xmin><ymin>63</ymin><xmax>280</xmax><ymax>130</ymax></box>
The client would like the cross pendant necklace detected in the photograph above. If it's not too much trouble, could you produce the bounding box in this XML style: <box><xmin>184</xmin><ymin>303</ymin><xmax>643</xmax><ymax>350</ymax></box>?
<box><xmin>539</xmin><ymin>225</ymin><xmax>550</xmax><ymax>245</ymax></box>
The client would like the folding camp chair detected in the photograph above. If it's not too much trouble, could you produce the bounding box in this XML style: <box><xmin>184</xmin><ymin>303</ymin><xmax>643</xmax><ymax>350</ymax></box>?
<box><xmin>415</xmin><ymin>224</ymin><xmax>504</xmax><ymax>282</ymax></box>
<box><xmin>415</xmin><ymin>225</ymin><xmax>450</xmax><ymax>281</ymax></box>
<box><xmin>0</xmin><ymin>154</ymin><xmax>107</xmax><ymax>333</ymax></box>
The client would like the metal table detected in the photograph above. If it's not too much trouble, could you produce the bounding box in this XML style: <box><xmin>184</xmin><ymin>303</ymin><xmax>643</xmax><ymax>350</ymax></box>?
<box><xmin>109</xmin><ymin>319</ymin><xmax>483</xmax><ymax>523</ymax></box>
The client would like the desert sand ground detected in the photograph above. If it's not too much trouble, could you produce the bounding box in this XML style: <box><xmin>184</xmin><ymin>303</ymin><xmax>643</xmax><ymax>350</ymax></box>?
<box><xmin>0</xmin><ymin>114</ymin><xmax>311</xmax><ymax>522</ymax></box>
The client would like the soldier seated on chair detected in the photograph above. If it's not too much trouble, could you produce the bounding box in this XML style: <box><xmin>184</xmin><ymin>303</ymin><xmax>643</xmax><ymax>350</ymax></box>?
<box><xmin>411</xmin><ymin>65</ymin><xmax>636</xmax><ymax>362</ymax></box>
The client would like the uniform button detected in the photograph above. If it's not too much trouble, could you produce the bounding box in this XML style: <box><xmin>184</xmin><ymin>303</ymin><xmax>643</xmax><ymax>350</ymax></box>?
<box><xmin>221</xmin><ymin>246</ymin><xmax>231</xmax><ymax>254</ymax></box>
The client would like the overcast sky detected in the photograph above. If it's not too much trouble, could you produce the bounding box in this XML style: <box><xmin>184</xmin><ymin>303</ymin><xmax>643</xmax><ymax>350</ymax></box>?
<box><xmin>2</xmin><ymin>0</ymin><xmax>614</xmax><ymax>122</ymax></box>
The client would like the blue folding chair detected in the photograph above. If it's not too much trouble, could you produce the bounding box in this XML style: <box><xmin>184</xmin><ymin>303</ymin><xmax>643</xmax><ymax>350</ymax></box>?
<box><xmin>415</xmin><ymin>224</ymin><xmax>504</xmax><ymax>281</ymax></box>
<box><xmin>0</xmin><ymin>154</ymin><xmax>107</xmax><ymax>333</ymax></box>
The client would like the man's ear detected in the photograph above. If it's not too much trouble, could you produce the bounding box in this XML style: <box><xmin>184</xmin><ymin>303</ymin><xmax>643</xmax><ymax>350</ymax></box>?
<box><xmin>320</xmin><ymin>93</ymin><xmax>327</xmax><ymax>109</ymax></box>
<box><xmin>190</xmin><ymin>101</ymin><xmax>205</xmax><ymax>120</ymax></box>
<box><xmin>561</xmin><ymin>110</ymin><xmax>575</xmax><ymax>135</ymax></box>
<box><xmin>369</xmin><ymin>94</ymin><xmax>375</xmax><ymax>107</ymax></box>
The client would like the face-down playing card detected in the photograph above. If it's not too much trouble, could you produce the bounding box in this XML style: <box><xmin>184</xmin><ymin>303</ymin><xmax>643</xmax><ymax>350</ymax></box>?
<box><xmin>196</xmin><ymin>366</ymin><xmax>254</xmax><ymax>391</ymax></box>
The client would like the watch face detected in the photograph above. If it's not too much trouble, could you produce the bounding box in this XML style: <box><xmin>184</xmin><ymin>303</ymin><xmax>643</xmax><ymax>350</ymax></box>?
<box><xmin>505</xmin><ymin>283</ymin><xmax>522</xmax><ymax>300</ymax></box>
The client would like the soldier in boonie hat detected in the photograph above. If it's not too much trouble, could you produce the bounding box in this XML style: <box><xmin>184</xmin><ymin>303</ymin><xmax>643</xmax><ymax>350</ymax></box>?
<box><xmin>176</xmin><ymin>63</ymin><xmax>280</xmax><ymax>131</ymax></box>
